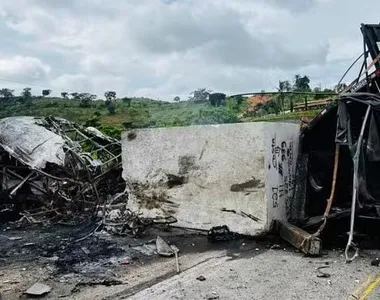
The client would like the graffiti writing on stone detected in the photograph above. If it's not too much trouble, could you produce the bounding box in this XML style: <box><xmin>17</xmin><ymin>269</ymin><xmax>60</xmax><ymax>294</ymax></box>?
<box><xmin>269</xmin><ymin>134</ymin><xmax>295</xmax><ymax>209</ymax></box>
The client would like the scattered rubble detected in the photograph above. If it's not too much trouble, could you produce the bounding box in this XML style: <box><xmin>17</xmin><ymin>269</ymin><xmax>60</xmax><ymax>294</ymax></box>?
<box><xmin>131</xmin><ymin>241</ymin><xmax>157</xmax><ymax>256</ymax></box>
<box><xmin>208</xmin><ymin>225</ymin><xmax>237</xmax><ymax>242</ymax></box>
<box><xmin>316</xmin><ymin>266</ymin><xmax>331</xmax><ymax>278</ymax></box>
<box><xmin>371</xmin><ymin>258</ymin><xmax>380</xmax><ymax>266</ymax></box>
<box><xmin>25</xmin><ymin>283</ymin><xmax>51</xmax><ymax>296</ymax></box>
<box><xmin>156</xmin><ymin>236</ymin><xmax>175</xmax><ymax>257</ymax></box>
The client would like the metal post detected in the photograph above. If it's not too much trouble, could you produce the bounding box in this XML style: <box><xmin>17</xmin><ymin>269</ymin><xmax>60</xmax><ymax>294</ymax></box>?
<box><xmin>364</xmin><ymin>38</ymin><xmax>370</xmax><ymax>92</ymax></box>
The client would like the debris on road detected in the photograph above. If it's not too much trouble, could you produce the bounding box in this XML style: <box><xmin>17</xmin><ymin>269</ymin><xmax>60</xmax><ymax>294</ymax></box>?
<box><xmin>196</xmin><ymin>275</ymin><xmax>206</xmax><ymax>281</ymax></box>
<box><xmin>71</xmin><ymin>279</ymin><xmax>125</xmax><ymax>293</ymax></box>
<box><xmin>371</xmin><ymin>258</ymin><xmax>380</xmax><ymax>266</ymax></box>
<box><xmin>120</xmin><ymin>257</ymin><xmax>132</xmax><ymax>265</ymax></box>
<box><xmin>207</xmin><ymin>291</ymin><xmax>220</xmax><ymax>300</ymax></box>
<box><xmin>0</xmin><ymin>235</ymin><xmax>22</xmax><ymax>241</ymax></box>
<box><xmin>208</xmin><ymin>225</ymin><xmax>236</xmax><ymax>242</ymax></box>
<box><xmin>131</xmin><ymin>242</ymin><xmax>157</xmax><ymax>256</ymax></box>
<box><xmin>25</xmin><ymin>282</ymin><xmax>52</xmax><ymax>296</ymax></box>
<box><xmin>316</xmin><ymin>266</ymin><xmax>331</xmax><ymax>278</ymax></box>
<box><xmin>156</xmin><ymin>236</ymin><xmax>174</xmax><ymax>257</ymax></box>
<box><xmin>270</xmin><ymin>244</ymin><xmax>281</xmax><ymax>250</ymax></box>
<box><xmin>276</xmin><ymin>220</ymin><xmax>321</xmax><ymax>256</ymax></box>
<box><xmin>172</xmin><ymin>244</ymin><xmax>180</xmax><ymax>273</ymax></box>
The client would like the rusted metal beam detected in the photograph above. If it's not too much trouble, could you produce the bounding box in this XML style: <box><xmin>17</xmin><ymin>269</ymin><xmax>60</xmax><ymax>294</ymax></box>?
<box><xmin>275</xmin><ymin>220</ymin><xmax>321</xmax><ymax>256</ymax></box>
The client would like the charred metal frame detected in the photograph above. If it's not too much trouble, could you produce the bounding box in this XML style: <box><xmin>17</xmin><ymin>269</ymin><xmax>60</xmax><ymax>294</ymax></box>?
<box><xmin>0</xmin><ymin>116</ymin><xmax>123</xmax><ymax>223</ymax></box>
<box><xmin>343</xmin><ymin>24</ymin><xmax>380</xmax><ymax>93</ymax></box>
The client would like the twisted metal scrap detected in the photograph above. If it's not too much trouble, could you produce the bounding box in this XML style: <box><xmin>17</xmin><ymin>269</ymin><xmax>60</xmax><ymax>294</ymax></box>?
<box><xmin>0</xmin><ymin>116</ymin><xmax>123</xmax><ymax>223</ymax></box>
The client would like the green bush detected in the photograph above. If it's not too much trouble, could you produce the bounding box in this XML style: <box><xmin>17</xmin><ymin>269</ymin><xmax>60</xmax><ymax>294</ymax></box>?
<box><xmin>97</xmin><ymin>124</ymin><xmax>123</xmax><ymax>140</ymax></box>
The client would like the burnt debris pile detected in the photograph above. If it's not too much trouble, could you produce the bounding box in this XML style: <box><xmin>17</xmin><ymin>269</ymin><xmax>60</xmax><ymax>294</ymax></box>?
<box><xmin>0</xmin><ymin>116</ymin><xmax>125</xmax><ymax>224</ymax></box>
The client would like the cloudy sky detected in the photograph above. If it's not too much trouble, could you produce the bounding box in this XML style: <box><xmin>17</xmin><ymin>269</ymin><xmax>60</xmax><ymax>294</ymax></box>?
<box><xmin>0</xmin><ymin>0</ymin><xmax>379</xmax><ymax>100</ymax></box>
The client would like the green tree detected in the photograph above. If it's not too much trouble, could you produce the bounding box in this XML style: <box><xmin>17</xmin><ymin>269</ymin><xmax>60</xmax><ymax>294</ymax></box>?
<box><xmin>21</xmin><ymin>87</ymin><xmax>32</xmax><ymax>101</ymax></box>
<box><xmin>293</xmin><ymin>74</ymin><xmax>311</xmax><ymax>91</ymax></box>
<box><xmin>42</xmin><ymin>89</ymin><xmax>51</xmax><ymax>97</ymax></box>
<box><xmin>209</xmin><ymin>93</ymin><xmax>226</xmax><ymax>107</ymax></box>
<box><xmin>277</xmin><ymin>81</ymin><xmax>292</xmax><ymax>111</ymax></box>
<box><xmin>61</xmin><ymin>92</ymin><xmax>68</xmax><ymax>99</ymax></box>
<box><xmin>278</xmin><ymin>80</ymin><xmax>292</xmax><ymax>92</ymax></box>
<box><xmin>78</xmin><ymin>93</ymin><xmax>97</xmax><ymax>107</ymax></box>
<box><xmin>70</xmin><ymin>92</ymin><xmax>79</xmax><ymax>100</ymax></box>
<box><xmin>174</xmin><ymin>96</ymin><xmax>180</xmax><ymax>102</ymax></box>
<box><xmin>189</xmin><ymin>88</ymin><xmax>211</xmax><ymax>102</ymax></box>
<box><xmin>0</xmin><ymin>88</ymin><xmax>14</xmax><ymax>102</ymax></box>
<box><xmin>104</xmin><ymin>91</ymin><xmax>116</xmax><ymax>101</ymax></box>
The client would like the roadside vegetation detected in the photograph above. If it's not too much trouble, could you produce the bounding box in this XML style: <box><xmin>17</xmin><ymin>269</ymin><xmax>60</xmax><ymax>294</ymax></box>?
<box><xmin>0</xmin><ymin>75</ymin><xmax>342</xmax><ymax>139</ymax></box>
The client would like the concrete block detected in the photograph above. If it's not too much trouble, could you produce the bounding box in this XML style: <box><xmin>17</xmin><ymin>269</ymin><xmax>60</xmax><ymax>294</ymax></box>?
<box><xmin>122</xmin><ymin>122</ymin><xmax>300</xmax><ymax>236</ymax></box>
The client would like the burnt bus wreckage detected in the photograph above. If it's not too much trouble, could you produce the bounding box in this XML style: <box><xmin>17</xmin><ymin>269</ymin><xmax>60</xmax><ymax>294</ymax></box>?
<box><xmin>0</xmin><ymin>117</ymin><xmax>176</xmax><ymax>234</ymax></box>
<box><xmin>290</xmin><ymin>24</ymin><xmax>380</xmax><ymax>260</ymax></box>
<box><xmin>0</xmin><ymin>116</ymin><xmax>125</xmax><ymax>223</ymax></box>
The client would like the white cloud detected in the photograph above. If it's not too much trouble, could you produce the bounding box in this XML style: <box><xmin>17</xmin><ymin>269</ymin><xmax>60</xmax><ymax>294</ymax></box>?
<box><xmin>0</xmin><ymin>0</ymin><xmax>379</xmax><ymax>98</ymax></box>
<box><xmin>0</xmin><ymin>55</ymin><xmax>50</xmax><ymax>81</ymax></box>
<box><xmin>51</xmin><ymin>74</ymin><xmax>93</xmax><ymax>93</ymax></box>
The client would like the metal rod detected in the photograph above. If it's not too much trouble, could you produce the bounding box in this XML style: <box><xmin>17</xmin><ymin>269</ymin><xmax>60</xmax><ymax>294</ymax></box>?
<box><xmin>9</xmin><ymin>171</ymin><xmax>34</xmax><ymax>196</ymax></box>
<box><xmin>345</xmin><ymin>105</ymin><xmax>371</xmax><ymax>262</ymax></box>
<box><xmin>337</xmin><ymin>52</ymin><xmax>366</xmax><ymax>86</ymax></box>
<box><xmin>364</xmin><ymin>38</ymin><xmax>369</xmax><ymax>92</ymax></box>
<box><xmin>313</xmin><ymin>143</ymin><xmax>340</xmax><ymax>236</ymax></box>
<box><xmin>5</xmin><ymin>169</ymin><xmax>47</xmax><ymax>195</ymax></box>
<box><xmin>375</xmin><ymin>81</ymin><xmax>380</xmax><ymax>93</ymax></box>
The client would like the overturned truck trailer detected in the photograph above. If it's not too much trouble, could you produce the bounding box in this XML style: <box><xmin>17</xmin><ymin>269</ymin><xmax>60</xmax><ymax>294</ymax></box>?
<box><xmin>0</xmin><ymin>116</ymin><xmax>124</xmax><ymax>222</ymax></box>
<box><xmin>299</xmin><ymin>93</ymin><xmax>380</xmax><ymax>260</ymax></box>
<box><xmin>290</xmin><ymin>23</ymin><xmax>380</xmax><ymax>259</ymax></box>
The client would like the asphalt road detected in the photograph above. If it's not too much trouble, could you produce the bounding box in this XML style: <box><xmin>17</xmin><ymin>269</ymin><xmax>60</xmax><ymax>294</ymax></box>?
<box><xmin>125</xmin><ymin>248</ymin><xmax>380</xmax><ymax>300</ymax></box>
<box><xmin>2</xmin><ymin>226</ymin><xmax>380</xmax><ymax>300</ymax></box>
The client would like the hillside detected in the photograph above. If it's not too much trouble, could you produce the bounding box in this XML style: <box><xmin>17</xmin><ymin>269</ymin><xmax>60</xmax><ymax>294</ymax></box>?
<box><xmin>0</xmin><ymin>95</ymin><xmax>321</xmax><ymax>139</ymax></box>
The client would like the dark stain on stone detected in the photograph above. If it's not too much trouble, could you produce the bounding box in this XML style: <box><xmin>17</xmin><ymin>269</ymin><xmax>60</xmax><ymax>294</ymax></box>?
<box><xmin>199</xmin><ymin>140</ymin><xmax>209</xmax><ymax>160</ymax></box>
<box><xmin>127</xmin><ymin>131</ymin><xmax>137</xmax><ymax>141</ymax></box>
<box><xmin>138</xmin><ymin>191</ymin><xmax>167</xmax><ymax>210</ymax></box>
<box><xmin>132</xmin><ymin>183</ymin><xmax>171</xmax><ymax>210</ymax></box>
<box><xmin>230</xmin><ymin>177</ymin><xmax>264</xmax><ymax>192</ymax></box>
<box><xmin>167</xmin><ymin>174</ymin><xmax>187</xmax><ymax>189</ymax></box>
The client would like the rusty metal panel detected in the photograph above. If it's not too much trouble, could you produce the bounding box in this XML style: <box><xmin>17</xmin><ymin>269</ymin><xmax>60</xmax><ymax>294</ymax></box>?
<box><xmin>276</xmin><ymin>220</ymin><xmax>321</xmax><ymax>256</ymax></box>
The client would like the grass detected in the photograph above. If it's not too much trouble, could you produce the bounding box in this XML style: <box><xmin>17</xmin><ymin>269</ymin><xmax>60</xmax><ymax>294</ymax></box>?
<box><xmin>244</xmin><ymin>110</ymin><xmax>320</xmax><ymax>122</ymax></box>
